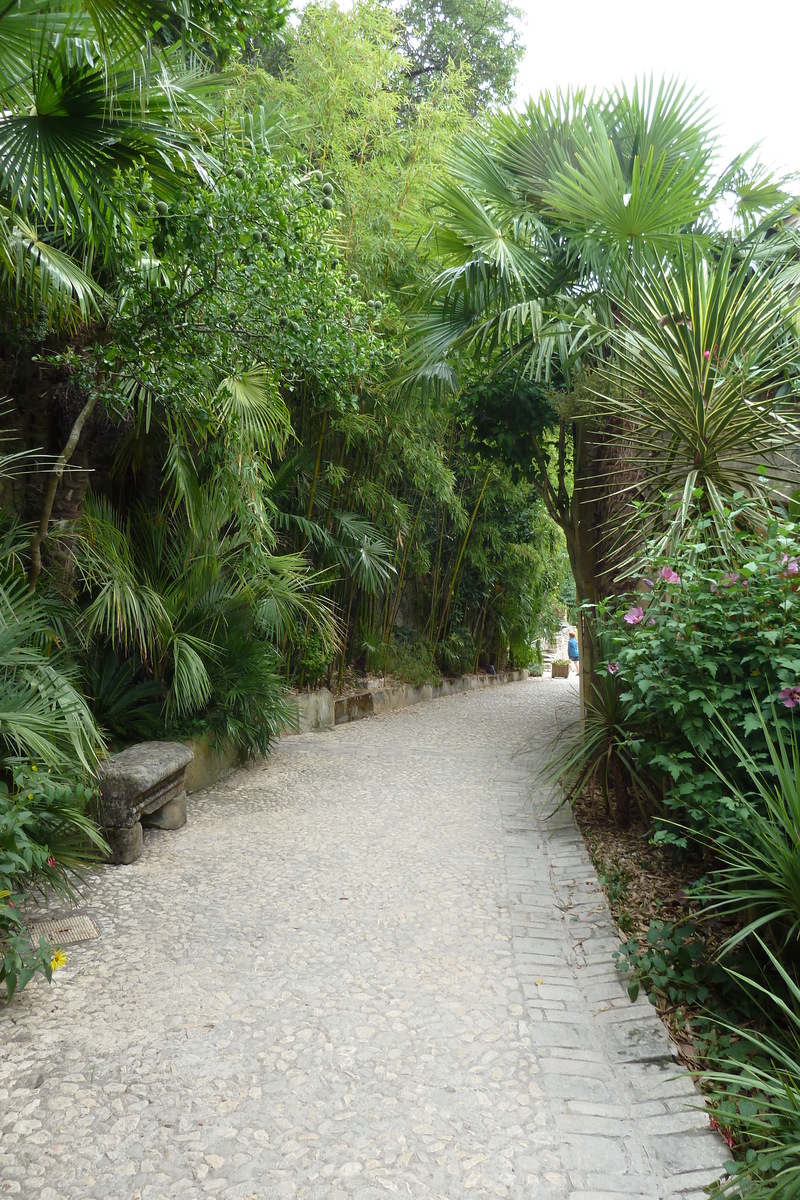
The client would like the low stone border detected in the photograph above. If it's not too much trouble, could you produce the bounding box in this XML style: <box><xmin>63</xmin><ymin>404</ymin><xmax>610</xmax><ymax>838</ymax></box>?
<box><xmin>330</xmin><ymin>669</ymin><xmax>527</xmax><ymax>729</ymax></box>
<box><xmin>499</xmin><ymin>784</ymin><xmax>728</xmax><ymax>1195</ymax></box>
<box><xmin>183</xmin><ymin>670</ymin><xmax>528</xmax><ymax>792</ymax></box>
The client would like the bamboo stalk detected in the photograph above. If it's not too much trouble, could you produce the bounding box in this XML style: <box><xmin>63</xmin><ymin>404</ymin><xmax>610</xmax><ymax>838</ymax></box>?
<box><xmin>306</xmin><ymin>410</ymin><xmax>328</xmax><ymax>519</ymax></box>
<box><xmin>433</xmin><ymin>467</ymin><xmax>492</xmax><ymax>654</ymax></box>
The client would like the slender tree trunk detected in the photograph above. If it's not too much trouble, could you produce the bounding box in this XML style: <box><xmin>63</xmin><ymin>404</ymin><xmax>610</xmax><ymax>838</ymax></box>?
<box><xmin>28</xmin><ymin>391</ymin><xmax>100</xmax><ymax>590</ymax></box>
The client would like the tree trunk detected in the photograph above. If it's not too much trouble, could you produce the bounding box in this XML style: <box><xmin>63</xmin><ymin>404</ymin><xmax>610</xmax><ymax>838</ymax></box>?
<box><xmin>28</xmin><ymin>390</ymin><xmax>100</xmax><ymax>590</ymax></box>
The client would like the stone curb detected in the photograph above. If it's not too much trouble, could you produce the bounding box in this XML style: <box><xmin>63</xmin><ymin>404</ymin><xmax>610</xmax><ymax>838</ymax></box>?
<box><xmin>499</xmin><ymin>782</ymin><xmax>729</xmax><ymax>1197</ymax></box>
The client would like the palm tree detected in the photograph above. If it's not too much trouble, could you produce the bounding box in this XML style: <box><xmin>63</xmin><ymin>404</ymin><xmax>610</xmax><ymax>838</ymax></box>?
<box><xmin>0</xmin><ymin>0</ymin><xmax>221</xmax><ymax>588</ymax></box>
<box><xmin>0</xmin><ymin>0</ymin><xmax>217</xmax><ymax>322</ymax></box>
<box><xmin>407</xmin><ymin>79</ymin><xmax>795</xmax><ymax>629</ymax></box>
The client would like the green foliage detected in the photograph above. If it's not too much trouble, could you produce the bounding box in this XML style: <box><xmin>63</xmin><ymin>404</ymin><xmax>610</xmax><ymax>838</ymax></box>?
<box><xmin>99</xmin><ymin>145</ymin><xmax>383</xmax><ymax>443</ymax></box>
<box><xmin>598</xmin><ymin>502</ymin><xmax>800</xmax><ymax>844</ymax></box>
<box><xmin>691</xmin><ymin>709</ymin><xmax>800</xmax><ymax>959</ymax></box>
<box><xmin>187</xmin><ymin>0</ymin><xmax>289</xmax><ymax>64</ymax></box>
<box><xmin>0</xmin><ymin>566</ymin><xmax>102</xmax><ymax>777</ymax></box>
<box><xmin>614</xmin><ymin>919</ymin><xmax>727</xmax><ymax>1008</ymax></box>
<box><xmin>406</xmin><ymin>77</ymin><xmax>795</xmax><ymax>619</ymax></box>
<box><xmin>1</xmin><ymin>898</ymin><xmax>52</xmax><ymax>1004</ymax></box>
<box><xmin>598</xmin><ymin>242</ymin><xmax>800</xmax><ymax>557</ymax></box>
<box><xmin>707</xmin><ymin>943</ymin><xmax>800</xmax><ymax>1197</ymax></box>
<box><xmin>0</xmin><ymin>0</ymin><xmax>218</xmax><ymax>322</ymax></box>
<box><xmin>295</xmin><ymin>629</ymin><xmax>335</xmax><ymax>689</ymax></box>
<box><xmin>395</xmin><ymin>0</ymin><xmax>523</xmax><ymax>112</ymax></box>
<box><xmin>437</xmin><ymin>625</ymin><xmax>476</xmax><ymax>676</ymax></box>
<box><xmin>265</xmin><ymin>0</ymin><xmax>470</xmax><ymax>286</ymax></box>
<box><xmin>85</xmin><ymin>650</ymin><xmax>164</xmax><ymax>745</ymax></box>
<box><xmin>409</xmin><ymin>79</ymin><xmax>753</xmax><ymax>391</ymax></box>
<box><xmin>385</xmin><ymin>631</ymin><xmax>441</xmax><ymax>688</ymax></box>
<box><xmin>74</xmin><ymin>493</ymin><xmax>334</xmax><ymax>757</ymax></box>
<box><xmin>0</xmin><ymin>766</ymin><xmax>108</xmax><ymax>1001</ymax></box>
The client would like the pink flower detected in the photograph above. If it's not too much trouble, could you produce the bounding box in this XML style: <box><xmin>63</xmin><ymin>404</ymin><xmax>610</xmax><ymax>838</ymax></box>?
<box><xmin>47</xmin><ymin>857</ymin><xmax>56</xmax><ymax>867</ymax></box>
<box><xmin>608</xmin><ymin>663</ymin><xmax>620</xmax><ymax>675</ymax></box>
<box><xmin>779</xmin><ymin>686</ymin><xmax>800</xmax><ymax>708</ymax></box>
<box><xmin>781</xmin><ymin>555</ymin><xmax>799</xmax><ymax>576</ymax></box>
<box><xmin>624</xmin><ymin>606</ymin><xmax>645</xmax><ymax>625</ymax></box>
<box><xmin>703</xmin><ymin>350</ymin><xmax>711</xmax><ymax>359</ymax></box>
<box><xmin>642</xmin><ymin>578</ymin><xmax>654</xmax><ymax>589</ymax></box>
<box><xmin>648</xmin><ymin>618</ymin><xmax>656</xmax><ymax>625</ymax></box>
<box><xmin>658</xmin><ymin>566</ymin><xmax>681</xmax><ymax>584</ymax></box>
<box><xmin>721</xmin><ymin>573</ymin><xmax>739</xmax><ymax>588</ymax></box>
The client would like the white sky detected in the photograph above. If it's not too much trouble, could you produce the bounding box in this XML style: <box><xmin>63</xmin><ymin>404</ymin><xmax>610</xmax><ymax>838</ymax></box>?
<box><xmin>514</xmin><ymin>0</ymin><xmax>800</xmax><ymax>179</ymax></box>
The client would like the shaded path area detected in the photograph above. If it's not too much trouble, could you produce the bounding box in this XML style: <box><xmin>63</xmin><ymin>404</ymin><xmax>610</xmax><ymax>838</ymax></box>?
<box><xmin>0</xmin><ymin>680</ymin><xmax>724</xmax><ymax>1199</ymax></box>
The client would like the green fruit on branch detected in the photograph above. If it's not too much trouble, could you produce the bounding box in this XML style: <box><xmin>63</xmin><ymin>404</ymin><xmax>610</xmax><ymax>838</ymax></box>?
<box><xmin>234</xmin><ymin>166</ymin><xmax>247</xmax><ymax>180</ymax></box>
<box><xmin>155</xmin><ymin>201</ymin><xmax>168</xmax><ymax>216</ymax></box>
<box><xmin>322</xmin><ymin>182</ymin><xmax>334</xmax><ymax>197</ymax></box>
<box><xmin>321</xmin><ymin>197</ymin><xmax>334</xmax><ymax>211</ymax></box>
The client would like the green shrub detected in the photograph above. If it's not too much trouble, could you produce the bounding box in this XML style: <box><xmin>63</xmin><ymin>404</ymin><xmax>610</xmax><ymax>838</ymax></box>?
<box><xmin>85</xmin><ymin>649</ymin><xmax>164</xmax><ymax>744</ymax></box>
<box><xmin>615</xmin><ymin>919</ymin><xmax>727</xmax><ymax>1007</ymax></box>
<box><xmin>0</xmin><ymin>767</ymin><xmax>108</xmax><ymax>1001</ymax></box>
<box><xmin>436</xmin><ymin>626</ymin><xmax>476</xmax><ymax>676</ymax></box>
<box><xmin>295</xmin><ymin>627</ymin><xmax>335</xmax><ymax>688</ymax></box>
<box><xmin>385</xmin><ymin>631</ymin><xmax>441</xmax><ymax>688</ymax></box>
<box><xmin>706</xmin><ymin>942</ymin><xmax>800</xmax><ymax>1198</ymax></box>
<box><xmin>547</xmin><ymin>629</ymin><xmax>652</xmax><ymax>825</ymax></box>
<box><xmin>597</xmin><ymin>503</ymin><xmax>800</xmax><ymax>845</ymax></box>
<box><xmin>691</xmin><ymin>709</ymin><xmax>800</xmax><ymax>960</ymax></box>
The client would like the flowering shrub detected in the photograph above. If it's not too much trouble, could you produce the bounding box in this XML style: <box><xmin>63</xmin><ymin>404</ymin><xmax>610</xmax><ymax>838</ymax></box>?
<box><xmin>0</xmin><ymin>769</ymin><xmax>107</xmax><ymax>1000</ymax></box>
<box><xmin>597</xmin><ymin>505</ymin><xmax>800</xmax><ymax>846</ymax></box>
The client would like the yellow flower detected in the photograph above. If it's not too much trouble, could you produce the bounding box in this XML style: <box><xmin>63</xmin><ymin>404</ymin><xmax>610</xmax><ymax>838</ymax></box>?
<box><xmin>30</xmin><ymin>764</ymin><xmax>37</xmax><ymax>772</ymax></box>
<box><xmin>50</xmin><ymin>949</ymin><xmax>67</xmax><ymax>971</ymax></box>
<box><xmin>27</xmin><ymin>793</ymin><xmax>34</xmax><ymax>800</ymax></box>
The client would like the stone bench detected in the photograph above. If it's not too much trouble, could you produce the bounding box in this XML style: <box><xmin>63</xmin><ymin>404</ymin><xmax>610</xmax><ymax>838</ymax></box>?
<box><xmin>98</xmin><ymin>742</ymin><xmax>194</xmax><ymax>864</ymax></box>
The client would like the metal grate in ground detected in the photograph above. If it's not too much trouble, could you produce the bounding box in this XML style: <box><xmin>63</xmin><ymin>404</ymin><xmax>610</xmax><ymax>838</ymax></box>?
<box><xmin>28</xmin><ymin>914</ymin><xmax>100</xmax><ymax>946</ymax></box>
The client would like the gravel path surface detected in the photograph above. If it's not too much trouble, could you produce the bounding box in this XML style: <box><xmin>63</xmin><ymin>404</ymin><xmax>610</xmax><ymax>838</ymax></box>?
<box><xmin>0</xmin><ymin>678</ymin><xmax>725</xmax><ymax>1199</ymax></box>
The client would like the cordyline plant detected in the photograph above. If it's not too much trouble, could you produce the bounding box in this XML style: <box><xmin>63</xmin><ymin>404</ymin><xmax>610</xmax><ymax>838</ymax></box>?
<box><xmin>594</xmin><ymin>239</ymin><xmax>800</xmax><ymax>565</ymax></box>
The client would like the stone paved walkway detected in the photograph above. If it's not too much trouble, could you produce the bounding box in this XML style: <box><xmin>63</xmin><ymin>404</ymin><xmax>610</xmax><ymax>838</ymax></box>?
<box><xmin>0</xmin><ymin>679</ymin><xmax>726</xmax><ymax>1200</ymax></box>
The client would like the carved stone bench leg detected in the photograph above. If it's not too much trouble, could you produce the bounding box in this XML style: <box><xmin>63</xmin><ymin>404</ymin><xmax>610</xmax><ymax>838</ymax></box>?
<box><xmin>143</xmin><ymin>790</ymin><xmax>187</xmax><ymax>831</ymax></box>
<box><xmin>106</xmin><ymin>822</ymin><xmax>144</xmax><ymax>865</ymax></box>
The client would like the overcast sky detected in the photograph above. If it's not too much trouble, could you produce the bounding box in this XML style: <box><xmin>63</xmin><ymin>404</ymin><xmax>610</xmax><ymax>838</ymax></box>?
<box><xmin>514</xmin><ymin>0</ymin><xmax>800</xmax><ymax>179</ymax></box>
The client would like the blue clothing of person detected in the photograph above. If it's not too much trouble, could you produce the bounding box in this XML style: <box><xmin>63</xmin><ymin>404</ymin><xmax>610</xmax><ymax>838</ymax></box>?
<box><xmin>567</xmin><ymin>635</ymin><xmax>579</xmax><ymax>661</ymax></box>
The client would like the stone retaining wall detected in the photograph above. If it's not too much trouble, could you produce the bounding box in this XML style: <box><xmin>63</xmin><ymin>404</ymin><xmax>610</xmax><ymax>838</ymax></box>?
<box><xmin>185</xmin><ymin>670</ymin><xmax>527</xmax><ymax>792</ymax></box>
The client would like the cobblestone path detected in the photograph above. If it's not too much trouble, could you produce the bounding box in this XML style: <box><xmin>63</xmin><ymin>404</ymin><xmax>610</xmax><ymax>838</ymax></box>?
<box><xmin>1</xmin><ymin>679</ymin><xmax>725</xmax><ymax>1200</ymax></box>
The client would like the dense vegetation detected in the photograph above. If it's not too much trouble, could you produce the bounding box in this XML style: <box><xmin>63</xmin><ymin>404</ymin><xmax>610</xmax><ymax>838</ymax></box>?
<box><xmin>4</xmin><ymin>1</ymin><xmax>800</xmax><ymax>1193</ymax></box>
<box><xmin>0</xmin><ymin>0</ymin><xmax>565</xmax><ymax>999</ymax></box>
